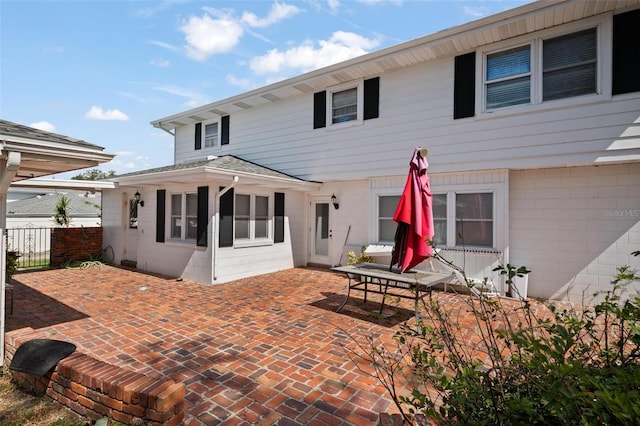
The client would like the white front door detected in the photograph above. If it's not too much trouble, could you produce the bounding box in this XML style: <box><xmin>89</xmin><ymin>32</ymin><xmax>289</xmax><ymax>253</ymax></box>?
<box><xmin>309</xmin><ymin>197</ymin><xmax>332</xmax><ymax>265</ymax></box>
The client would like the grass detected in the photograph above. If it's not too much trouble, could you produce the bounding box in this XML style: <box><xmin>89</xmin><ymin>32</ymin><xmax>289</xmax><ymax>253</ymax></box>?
<box><xmin>0</xmin><ymin>368</ymin><xmax>87</xmax><ymax>426</ymax></box>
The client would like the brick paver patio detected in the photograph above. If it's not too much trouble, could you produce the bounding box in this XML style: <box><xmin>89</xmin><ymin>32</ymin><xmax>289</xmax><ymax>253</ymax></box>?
<box><xmin>5</xmin><ymin>265</ymin><xmax>471</xmax><ymax>425</ymax></box>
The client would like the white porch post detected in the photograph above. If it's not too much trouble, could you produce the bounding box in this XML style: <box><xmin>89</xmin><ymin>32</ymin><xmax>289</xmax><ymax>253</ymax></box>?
<box><xmin>0</xmin><ymin>151</ymin><xmax>20</xmax><ymax>367</ymax></box>
<box><xmin>0</xmin><ymin>192</ymin><xmax>6</xmax><ymax>367</ymax></box>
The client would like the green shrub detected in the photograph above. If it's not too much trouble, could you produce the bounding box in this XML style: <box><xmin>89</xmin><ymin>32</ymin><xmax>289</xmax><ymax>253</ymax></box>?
<box><xmin>357</xmin><ymin>254</ymin><xmax>640</xmax><ymax>425</ymax></box>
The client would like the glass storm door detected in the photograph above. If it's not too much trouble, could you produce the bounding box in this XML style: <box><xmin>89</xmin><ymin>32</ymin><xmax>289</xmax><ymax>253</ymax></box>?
<box><xmin>310</xmin><ymin>198</ymin><xmax>331</xmax><ymax>265</ymax></box>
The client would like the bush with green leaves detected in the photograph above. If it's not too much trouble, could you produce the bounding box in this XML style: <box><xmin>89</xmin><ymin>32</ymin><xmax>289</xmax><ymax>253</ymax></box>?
<box><xmin>354</xmin><ymin>253</ymin><xmax>640</xmax><ymax>425</ymax></box>
<box><xmin>52</xmin><ymin>194</ymin><xmax>72</xmax><ymax>227</ymax></box>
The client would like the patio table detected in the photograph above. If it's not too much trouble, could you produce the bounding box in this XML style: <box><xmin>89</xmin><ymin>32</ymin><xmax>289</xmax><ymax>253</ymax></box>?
<box><xmin>331</xmin><ymin>263</ymin><xmax>453</xmax><ymax>320</ymax></box>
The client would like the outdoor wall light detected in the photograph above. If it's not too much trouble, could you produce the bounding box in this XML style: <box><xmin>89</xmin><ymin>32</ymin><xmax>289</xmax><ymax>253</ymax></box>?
<box><xmin>331</xmin><ymin>193</ymin><xmax>339</xmax><ymax>210</ymax></box>
<box><xmin>134</xmin><ymin>191</ymin><xmax>144</xmax><ymax>207</ymax></box>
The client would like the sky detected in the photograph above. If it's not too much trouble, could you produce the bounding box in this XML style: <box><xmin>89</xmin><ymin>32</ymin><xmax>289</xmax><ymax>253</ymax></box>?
<box><xmin>0</xmin><ymin>0</ymin><xmax>530</xmax><ymax>177</ymax></box>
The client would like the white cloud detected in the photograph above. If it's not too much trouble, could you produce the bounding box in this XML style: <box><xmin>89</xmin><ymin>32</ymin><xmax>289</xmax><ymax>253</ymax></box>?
<box><xmin>241</xmin><ymin>2</ymin><xmax>301</xmax><ymax>28</ymax></box>
<box><xmin>148</xmin><ymin>40</ymin><xmax>181</xmax><ymax>52</ymax></box>
<box><xmin>43</xmin><ymin>46</ymin><xmax>65</xmax><ymax>54</ymax></box>
<box><xmin>29</xmin><ymin>121</ymin><xmax>56</xmax><ymax>132</ymax></box>
<box><xmin>179</xmin><ymin>3</ymin><xmax>301</xmax><ymax>62</ymax></box>
<box><xmin>250</xmin><ymin>31</ymin><xmax>380</xmax><ymax>74</ymax></box>
<box><xmin>154</xmin><ymin>85</ymin><xmax>211</xmax><ymax>108</ymax></box>
<box><xmin>356</xmin><ymin>0</ymin><xmax>402</xmax><ymax>4</ymax></box>
<box><xmin>463</xmin><ymin>5</ymin><xmax>489</xmax><ymax>18</ymax></box>
<box><xmin>85</xmin><ymin>106</ymin><xmax>130</xmax><ymax>121</ymax></box>
<box><xmin>179</xmin><ymin>12</ymin><xmax>244</xmax><ymax>61</ymax></box>
<box><xmin>327</xmin><ymin>0</ymin><xmax>340</xmax><ymax>12</ymax></box>
<box><xmin>226</xmin><ymin>73</ymin><xmax>255</xmax><ymax>90</ymax></box>
<box><xmin>150</xmin><ymin>58</ymin><xmax>170</xmax><ymax>67</ymax></box>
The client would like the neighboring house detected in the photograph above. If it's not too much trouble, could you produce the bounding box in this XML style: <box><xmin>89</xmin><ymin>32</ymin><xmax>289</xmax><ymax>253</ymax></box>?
<box><xmin>102</xmin><ymin>0</ymin><xmax>640</xmax><ymax>302</ymax></box>
<box><xmin>5</xmin><ymin>191</ymin><xmax>102</xmax><ymax>261</ymax></box>
<box><xmin>7</xmin><ymin>190</ymin><xmax>102</xmax><ymax>228</ymax></box>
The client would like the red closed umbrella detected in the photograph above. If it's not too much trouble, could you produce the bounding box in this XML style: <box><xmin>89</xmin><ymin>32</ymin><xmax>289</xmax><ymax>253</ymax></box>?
<box><xmin>390</xmin><ymin>147</ymin><xmax>434</xmax><ymax>272</ymax></box>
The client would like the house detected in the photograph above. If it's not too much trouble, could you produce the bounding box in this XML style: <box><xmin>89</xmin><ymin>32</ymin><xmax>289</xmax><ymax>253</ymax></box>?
<box><xmin>0</xmin><ymin>119</ymin><xmax>115</xmax><ymax>365</ymax></box>
<box><xmin>4</xmin><ymin>190</ymin><xmax>102</xmax><ymax>265</ymax></box>
<box><xmin>102</xmin><ymin>0</ymin><xmax>640</xmax><ymax>302</ymax></box>
<box><xmin>7</xmin><ymin>190</ymin><xmax>102</xmax><ymax>228</ymax></box>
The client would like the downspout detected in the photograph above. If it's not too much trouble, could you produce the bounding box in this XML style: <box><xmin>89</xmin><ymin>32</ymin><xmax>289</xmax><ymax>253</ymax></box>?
<box><xmin>0</xmin><ymin>151</ymin><xmax>21</xmax><ymax>367</ymax></box>
<box><xmin>212</xmin><ymin>176</ymin><xmax>238</xmax><ymax>282</ymax></box>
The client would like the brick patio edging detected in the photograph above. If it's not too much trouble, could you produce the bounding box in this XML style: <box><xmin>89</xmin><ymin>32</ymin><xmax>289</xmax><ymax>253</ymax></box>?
<box><xmin>4</xmin><ymin>328</ymin><xmax>185</xmax><ymax>425</ymax></box>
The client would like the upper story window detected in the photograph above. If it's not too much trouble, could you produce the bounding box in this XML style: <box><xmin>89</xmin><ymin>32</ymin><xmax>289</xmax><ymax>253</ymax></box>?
<box><xmin>483</xmin><ymin>27</ymin><xmax>597</xmax><ymax>112</ymax></box>
<box><xmin>204</xmin><ymin>123</ymin><xmax>218</xmax><ymax>148</ymax></box>
<box><xmin>171</xmin><ymin>192</ymin><xmax>197</xmax><ymax>240</ymax></box>
<box><xmin>195</xmin><ymin>116</ymin><xmax>229</xmax><ymax>150</ymax></box>
<box><xmin>332</xmin><ymin>87</ymin><xmax>358</xmax><ymax>123</ymax></box>
<box><xmin>542</xmin><ymin>28</ymin><xmax>597</xmax><ymax>101</ymax></box>
<box><xmin>313</xmin><ymin>77</ymin><xmax>379</xmax><ymax>129</ymax></box>
<box><xmin>485</xmin><ymin>45</ymin><xmax>531</xmax><ymax>109</ymax></box>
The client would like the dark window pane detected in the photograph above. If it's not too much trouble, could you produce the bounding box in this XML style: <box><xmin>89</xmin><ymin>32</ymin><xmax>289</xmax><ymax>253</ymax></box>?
<box><xmin>487</xmin><ymin>45</ymin><xmax>530</xmax><ymax>80</ymax></box>
<box><xmin>487</xmin><ymin>76</ymin><xmax>530</xmax><ymax>109</ymax></box>
<box><xmin>543</xmin><ymin>28</ymin><xmax>597</xmax><ymax>101</ymax></box>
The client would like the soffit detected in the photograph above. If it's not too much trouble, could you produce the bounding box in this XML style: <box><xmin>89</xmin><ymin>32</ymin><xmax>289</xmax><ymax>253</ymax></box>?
<box><xmin>152</xmin><ymin>0</ymin><xmax>639</xmax><ymax>130</ymax></box>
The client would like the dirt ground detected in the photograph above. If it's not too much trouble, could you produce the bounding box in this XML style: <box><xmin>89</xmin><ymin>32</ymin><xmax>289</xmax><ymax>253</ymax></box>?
<box><xmin>0</xmin><ymin>368</ymin><xmax>87</xmax><ymax>426</ymax></box>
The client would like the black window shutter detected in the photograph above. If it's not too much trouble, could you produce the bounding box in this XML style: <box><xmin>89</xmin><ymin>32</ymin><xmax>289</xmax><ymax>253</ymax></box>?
<box><xmin>454</xmin><ymin>53</ymin><xmax>476</xmax><ymax>119</ymax></box>
<box><xmin>313</xmin><ymin>91</ymin><xmax>326</xmax><ymax>129</ymax></box>
<box><xmin>156</xmin><ymin>189</ymin><xmax>166</xmax><ymax>243</ymax></box>
<box><xmin>219</xmin><ymin>187</ymin><xmax>234</xmax><ymax>248</ymax></box>
<box><xmin>197</xmin><ymin>186</ymin><xmax>209</xmax><ymax>247</ymax></box>
<box><xmin>221</xmin><ymin>116</ymin><xmax>230</xmax><ymax>145</ymax></box>
<box><xmin>274</xmin><ymin>192</ymin><xmax>285</xmax><ymax>244</ymax></box>
<box><xmin>195</xmin><ymin>122</ymin><xmax>202</xmax><ymax>150</ymax></box>
<box><xmin>612</xmin><ymin>9</ymin><xmax>640</xmax><ymax>95</ymax></box>
<box><xmin>363</xmin><ymin>77</ymin><xmax>380</xmax><ymax>120</ymax></box>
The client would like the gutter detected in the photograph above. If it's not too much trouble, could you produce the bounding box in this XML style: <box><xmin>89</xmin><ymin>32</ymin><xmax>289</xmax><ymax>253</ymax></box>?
<box><xmin>0</xmin><ymin>151</ymin><xmax>21</xmax><ymax>367</ymax></box>
<box><xmin>212</xmin><ymin>176</ymin><xmax>238</xmax><ymax>282</ymax></box>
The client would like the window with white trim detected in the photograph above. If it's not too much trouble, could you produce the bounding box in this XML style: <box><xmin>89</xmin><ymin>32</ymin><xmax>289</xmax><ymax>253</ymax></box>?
<box><xmin>483</xmin><ymin>26</ymin><xmax>598</xmax><ymax>111</ymax></box>
<box><xmin>327</xmin><ymin>81</ymin><xmax>363</xmax><ymax>127</ymax></box>
<box><xmin>455</xmin><ymin>193</ymin><xmax>493</xmax><ymax>247</ymax></box>
<box><xmin>204</xmin><ymin>123</ymin><xmax>218</xmax><ymax>148</ymax></box>
<box><xmin>378</xmin><ymin>195</ymin><xmax>400</xmax><ymax>242</ymax></box>
<box><xmin>170</xmin><ymin>192</ymin><xmax>197</xmax><ymax>240</ymax></box>
<box><xmin>432</xmin><ymin>194</ymin><xmax>447</xmax><ymax>247</ymax></box>
<box><xmin>377</xmin><ymin>192</ymin><xmax>494</xmax><ymax>249</ymax></box>
<box><xmin>332</xmin><ymin>87</ymin><xmax>357</xmax><ymax>123</ymax></box>
<box><xmin>235</xmin><ymin>194</ymin><xmax>271</xmax><ymax>241</ymax></box>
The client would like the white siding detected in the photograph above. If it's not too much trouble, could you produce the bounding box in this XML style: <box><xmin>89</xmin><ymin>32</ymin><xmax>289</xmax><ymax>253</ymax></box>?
<box><xmin>103</xmin><ymin>184</ymin><xmax>312</xmax><ymax>285</ymax></box>
<box><xmin>510</xmin><ymin>164</ymin><xmax>640</xmax><ymax>302</ymax></box>
<box><xmin>174</xmin><ymin>60</ymin><xmax>639</xmax><ymax>184</ymax></box>
<box><xmin>122</xmin><ymin>9</ymin><xmax>640</xmax><ymax>301</ymax></box>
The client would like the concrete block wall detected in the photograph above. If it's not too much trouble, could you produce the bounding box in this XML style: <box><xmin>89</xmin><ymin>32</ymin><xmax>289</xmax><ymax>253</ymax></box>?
<box><xmin>50</xmin><ymin>227</ymin><xmax>103</xmax><ymax>267</ymax></box>
<box><xmin>509</xmin><ymin>163</ymin><xmax>640</xmax><ymax>302</ymax></box>
<box><xmin>5</xmin><ymin>328</ymin><xmax>185</xmax><ymax>426</ymax></box>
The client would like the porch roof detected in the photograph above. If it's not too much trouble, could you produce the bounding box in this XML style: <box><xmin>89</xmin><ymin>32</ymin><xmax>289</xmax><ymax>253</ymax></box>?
<box><xmin>111</xmin><ymin>155</ymin><xmax>322</xmax><ymax>191</ymax></box>
<box><xmin>0</xmin><ymin>120</ymin><xmax>115</xmax><ymax>183</ymax></box>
